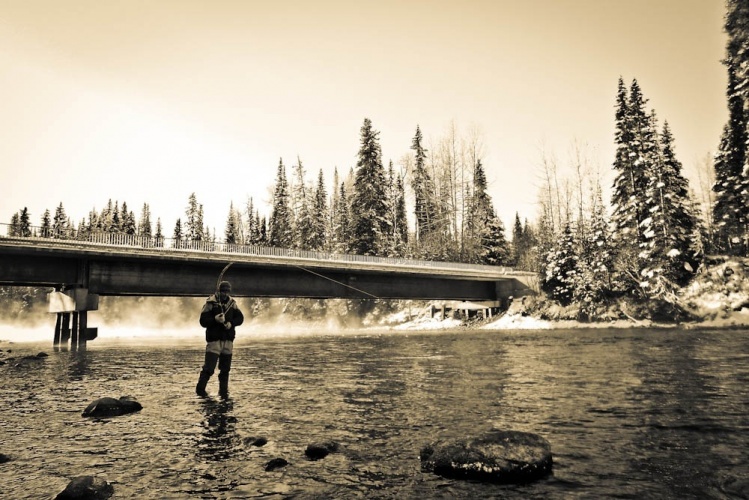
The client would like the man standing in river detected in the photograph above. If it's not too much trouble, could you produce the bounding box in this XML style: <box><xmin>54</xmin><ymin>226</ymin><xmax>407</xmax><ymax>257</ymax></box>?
<box><xmin>196</xmin><ymin>280</ymin><xmax>244</xmax><ymax>398</ymax></box>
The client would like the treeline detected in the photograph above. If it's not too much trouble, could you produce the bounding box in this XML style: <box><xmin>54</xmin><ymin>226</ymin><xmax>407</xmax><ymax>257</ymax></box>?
<box><xmin>535</xmin><ymin>0</ymin><xmax>749</xmax><ymax>319</ymax></box>
<box><xmin>8</xmin><ymin>119</ymin><xmax>516</xmax><ymax>267</ymax></box>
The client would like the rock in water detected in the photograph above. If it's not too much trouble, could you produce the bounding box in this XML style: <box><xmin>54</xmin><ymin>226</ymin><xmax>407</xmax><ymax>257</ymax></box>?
<box><xmin>265</xmin><ymin>458</ymin><xmax>289</xmax><ymax>471</ymax></box>
<box><xmin>82</xmin><ymin>396</ymin><xmax>142</xmax><ymax>417</ymax></box>
<box><xmin>304</xmin><ymin>441</ymin><xmax>339</xmax><ymax>460</ymax></box>
<box><xmin>54</xmin><ymin>475</ymin><xmax>113</xmax><ymax>499</ymax></box>
<box><xmin>420</xmin><ymin>430</ymin><xmax>552</xmax><ymax>484</ymax></box>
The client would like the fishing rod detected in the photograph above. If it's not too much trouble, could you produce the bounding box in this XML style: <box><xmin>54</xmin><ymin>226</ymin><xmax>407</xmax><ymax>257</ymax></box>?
<box><xmin>293</xmin><ymin>265</ymin><xmax>381</xmax><ymax>299</ymax></box>
<box><xmin>214</xmin><ymin>261</ymin><xmax>381</xmax><ymax>301</ymax></box>
<box><xmin>216</xmin><ymin>262</ymin><xmax>234</xmax><ymax>315</ymax></box>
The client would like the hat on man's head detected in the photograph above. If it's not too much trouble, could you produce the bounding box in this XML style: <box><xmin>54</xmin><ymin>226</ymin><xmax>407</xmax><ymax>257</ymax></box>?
<box><xmin>218</xmin><ymin>281</ymin><xmax>232</xmax><ymax>292</ymax></box>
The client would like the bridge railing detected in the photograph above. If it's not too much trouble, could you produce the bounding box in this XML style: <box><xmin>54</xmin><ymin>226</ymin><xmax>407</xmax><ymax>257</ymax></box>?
<box><xmin>0</xmin><ymin>222</ymin><xmax>524</xmax><ymax>275</ymax></box>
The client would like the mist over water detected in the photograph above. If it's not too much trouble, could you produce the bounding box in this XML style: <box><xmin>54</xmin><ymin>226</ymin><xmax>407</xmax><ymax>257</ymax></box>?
<box><xmin>1</xmin><ymin>327</ymin><xmax>747</xmax><ymax>499</ymax></box>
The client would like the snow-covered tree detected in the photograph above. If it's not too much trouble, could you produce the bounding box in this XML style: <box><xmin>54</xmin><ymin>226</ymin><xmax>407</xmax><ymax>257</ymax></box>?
<box><xmin>541</xmin><ymin>223</ymin><xmax>579</xmax><ymax>306</ymax></box>
<box><xmin>713</xmin><ymin>63</ymin><xmax>749</xmax><ymax>255</ymax></box>
<box><xmin>350</xmin><ymin>118</ymin><xmax>389</xmax><ymax>255</ymax></box>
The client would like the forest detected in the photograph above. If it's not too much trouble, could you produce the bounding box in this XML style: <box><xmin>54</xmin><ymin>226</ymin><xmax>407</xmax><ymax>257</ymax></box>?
<box><xmin>3</xmin><ymin>1</ymin><xmax>749</xmax><ymax>324</ymax></box>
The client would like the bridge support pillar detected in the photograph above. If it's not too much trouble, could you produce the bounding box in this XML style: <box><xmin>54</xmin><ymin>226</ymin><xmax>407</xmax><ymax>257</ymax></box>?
<box><xmin>60</xmin><ymin>313</ymin><xmax>71</xmax><ymax>349</ymax></box>
<box><xmin>48</xmin><ymin>289</ymin><xmax>98</xmax><ymax>349</ymax></box>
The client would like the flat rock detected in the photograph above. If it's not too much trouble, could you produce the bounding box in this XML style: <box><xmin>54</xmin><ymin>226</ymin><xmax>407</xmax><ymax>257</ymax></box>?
<box><xmin>54</xmin><ymin>475</ymin><xmax>113</xmax><ymax>500</ymax></box>
<box><xmin>82</xmin><ymin>396</ymin><xmax>142</xmax><ymax>418</ymax></box>
<box><xmin>420</xmin><ymin>429</ymin><xmax>552</xmax><ymax>483</ymax></box>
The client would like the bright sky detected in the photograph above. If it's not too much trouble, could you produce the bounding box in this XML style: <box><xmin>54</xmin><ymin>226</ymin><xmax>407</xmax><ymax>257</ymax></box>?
<box><xmin>0</xmin><ymin>0</ymin><xmax>728</xmax><ymax>236</ymax></box>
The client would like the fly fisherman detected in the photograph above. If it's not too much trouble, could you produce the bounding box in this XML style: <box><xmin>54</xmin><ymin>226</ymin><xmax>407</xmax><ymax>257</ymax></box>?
<box><xmin>196</xmin><ymin>280</ymin><xmax>244</xmax><ymax>398</ymax></box>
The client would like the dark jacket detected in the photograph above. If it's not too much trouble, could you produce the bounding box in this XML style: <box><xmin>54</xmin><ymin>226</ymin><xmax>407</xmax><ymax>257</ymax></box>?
<box><xmin>199</xmin><ymin>294</ymin><xmax>244</xmax><ymax>342</ymax></box>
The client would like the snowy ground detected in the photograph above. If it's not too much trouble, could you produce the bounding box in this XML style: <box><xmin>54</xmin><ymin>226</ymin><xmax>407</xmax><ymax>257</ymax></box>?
<box><xmin>389</xmin><ymin>256</ymin><xmax>749</xmax><ymax>332</ymax></box>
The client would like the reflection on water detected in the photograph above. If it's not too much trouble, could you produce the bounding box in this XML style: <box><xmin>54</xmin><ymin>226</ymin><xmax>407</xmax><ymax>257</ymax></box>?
<box><xmin>0</xmin><ymin>329</ymin><xmax>747</xmax><ymax>499</ymax></box>
<box><xmin>197</xmin><ymin>398</ymin><xmax>238</xmax><ymax>462</ymax></box>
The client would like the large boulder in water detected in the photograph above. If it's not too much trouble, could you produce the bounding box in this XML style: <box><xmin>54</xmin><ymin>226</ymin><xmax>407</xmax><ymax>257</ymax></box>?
<box><xmin>420</xmin><ymin>429</ymin><xmax>552</xmax><ymax>484</ymax></box>
<box><xmin>55</xmin><ymin>475</ymin><xmax>113</xmax><ymax>499</ymax></box>
<box><xmin>304</xmin><ymin>441</ymin><xmax>339</xmax><ymax>460</ymax></box>
<box><xmin>82</xmin><ymin>396</ymin><xmax>142</xmax><ymax>418</ymax></box>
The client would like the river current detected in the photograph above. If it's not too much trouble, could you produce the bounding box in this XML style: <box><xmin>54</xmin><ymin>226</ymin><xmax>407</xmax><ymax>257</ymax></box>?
<box><xmin>0</xmin><ymin>327</ymin><xmax>747</xmax><ymax>499</ymax></box>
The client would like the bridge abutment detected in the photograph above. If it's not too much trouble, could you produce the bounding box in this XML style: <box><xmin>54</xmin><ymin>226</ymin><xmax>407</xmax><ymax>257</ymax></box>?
<box><xmin>49</xmin><ymin>289</ymin><xmax>98</xmax><ymax>351</ymax></box>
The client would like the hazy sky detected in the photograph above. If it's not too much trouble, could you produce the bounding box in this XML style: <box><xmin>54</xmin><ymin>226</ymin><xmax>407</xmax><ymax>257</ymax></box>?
<box><xmin>0</xmin><ymin>0</ymin><xmax>728</xmax><ymax>236</ymax></box>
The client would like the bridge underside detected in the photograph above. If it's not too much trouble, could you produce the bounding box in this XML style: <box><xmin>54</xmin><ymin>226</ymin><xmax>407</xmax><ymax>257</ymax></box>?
<box><xmin>0</xmin><ymin>250</ymin><xmax>533</xmax><ymax>301</ymax></box>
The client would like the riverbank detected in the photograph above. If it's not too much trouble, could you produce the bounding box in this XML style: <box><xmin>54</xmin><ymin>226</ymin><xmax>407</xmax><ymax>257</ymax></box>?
<box><xmin>388</xmin><ymin>255</ymin><xmax>749</xmax><ymax>332</ymax></box>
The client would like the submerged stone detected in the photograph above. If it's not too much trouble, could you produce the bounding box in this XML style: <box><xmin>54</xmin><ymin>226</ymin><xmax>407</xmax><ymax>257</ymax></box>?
<box><xmin>82</xmin><ymin>396</ymin><xmax>143</xmax><ymax>418</ymax></box>
<box><xmin>420</xmin><ymin>429</ymin><xmax>552</xmax><ymax>484</ymax></box>
<box><xmin>54</xmin><ymin>475</ymin><xmax>113</xmax><ymax>500</ymax></box>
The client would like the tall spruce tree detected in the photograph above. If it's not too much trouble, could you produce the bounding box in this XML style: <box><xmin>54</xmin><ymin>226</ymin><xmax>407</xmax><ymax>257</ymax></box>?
<box><xmin>291</xmin><ymin>157</ymin><xmax>314</xmax><ymax>249</ymax></box>
<box><xmin>410</xmin><ymin>125</ymin><xmax>438</xmax><ymax>245</ymax></box>
<box><xmin>393</xmin><ymin>168</ymin><xmax>408</xmax><ymax>256</ymax></box>
<box><xmin>53</xmin><ymin>202</ymin><xmax>67</xmax><ymax>238</ymax></box>
<box><xmin>173</xmin><ymin>219</ymin><xmax>183</xmax><ymax>248</ymax></box>
<box><xmin>269</xmin><ymin>158</ymin><xmax>293</xmax><ymax>247</ymax></box>
<box><xmin>40</xmin><ymin>209</ymin><xmax>51</xmax><ymax>237</ymax></box>
<box><xmin>225</xmin><ymin>202</ymin><xmax>240</xmax><ymax>244</ymax></box>
<box><xmin>350</xmin><ymin>118</ymin><xmax>389</xmax><ymax>256</ymax></box>
<box><xmin>138</xmin><ymin>203</ymin><xmax>152</xmax><ymax>238</ymax></box>
<box><xmin>309</xmin><ymin>169</ymin><xmax>328</xmax><ymax>251</ymax></box>
<box><xmin>331</xmin><ymin>181</ymin><xmax>350</xmax><ymax>253</ymax></box>
<box><xmin>19</xmin><ymin>207</ymin><xmax>31</xmax><ymax>237</ymax></box>
<box><xmin>713</xmin><ymin>63</ymin><xmax>749</xmax><ymax>255</ymax></box>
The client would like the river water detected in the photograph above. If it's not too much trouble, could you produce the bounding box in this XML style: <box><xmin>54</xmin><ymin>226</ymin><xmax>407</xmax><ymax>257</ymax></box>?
<box><xmin>0</xmin><ymin>327</ymin><xmax>747</xmax><ymax>499</ymax></box>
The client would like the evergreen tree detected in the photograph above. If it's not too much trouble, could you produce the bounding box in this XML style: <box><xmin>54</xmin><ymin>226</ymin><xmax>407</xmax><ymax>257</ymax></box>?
<box><xmin>155</xmin><ymin>218</ymin><xmax>164</xmax><ymax>247</ymax></box>
<box><xmin>138</xmin><ymin>203</ymin><xmax>152</xmax><ymax>238</ymax></box>
<box><xmin>40</xmin><ymin>209</ymin><xmax>51</xmax><ymax>237</ymax></box>
<box><xmin>350</xmin><ymin>118</ymin><xmax>389</xmax><ymax>255</ymax></box>
<box><xmin>52</xmin><ymin>202</ymin><xmax>67</xmax><ymax>238</ymax></box>
<box><xmin>111</xmin><ymin>201</ymin><xmax>121</xmax><ymax>233</ymax></box>
<box><xmin>480</xmin><ymin>211</ymin><xmax>511</xmax><ymax>266</ymax></box>
<box><xmin>225</xmin><ymin>202</ymin><xmax>240</xmax><ymax>244</ymax></box>
<box><xmin>19</xmin><ymin>207</ymin><xmax>31</xmax><ymax>237</ymax></box>
<box><xmin>712</xmin><ymin>63</ymin><xmax>749</xmax><ymax>255</ymax></box>
<box><xmin>309</xmin><ymin>169</ymin><xmax>328</xmax><ymax>251</ymax></box>
<box><xmin>511</xmin><ymin>213</ymin><xmax>524</xmax><ymax>266</ymax></box>
<box><xmin>185</xmin><ymin>193</ymin><xmax>203</xmax><ymax>241</ymax></box>
<box><xmin>121</xmin><ymin>202</ymin><xmax>136</xmax><ymax>235</ymax></box>
<box><xmin>393</xmin><ymin>168</ymin><xmax>408</xmax><ymax>256</ymax></box>
<box><xmin>332</xmin><ymin>182</ymin><xmax>351</xmax><ymax>253</ymax></box>
<box><xmin>173</xmin><ymin>219</ymin><xmax>183</xmax><ymax>248</ymax></box>
<box><xmin>541</xmin><ymin>223</ymin><xmax>579</xmax><ymax>306</ymax></box>
<box><xmin>410</xmin><ymin>125</ymin><xmax>438</xmax><ymax>245</ymax></box>
<box><xmin>465</xmin><ymin>159</ymin><xmax>509</xmax><ymax>265</ymax></box>
<box><xmin>291</xmin><ymin>156</ymin><xmax>314</xmax><ymax>249</ymax></box>
<box><xmin>641</xmin><ymin>121</ymin><xmax>697</xmax><ymax>287</ymax></box>
<box><xmin>269</xmin><ymin>158</ymin><xmax>293</xmax><ymax>247</ymax></box>
<box><xmin>9</xmin><ymin>213</ymin><xmax>20</xmax><ymax>237</ymax></box>
<box><xmin>574</xmin><ymin>186</ymin><xmax>613</xmax><ymax>318</ymax></box>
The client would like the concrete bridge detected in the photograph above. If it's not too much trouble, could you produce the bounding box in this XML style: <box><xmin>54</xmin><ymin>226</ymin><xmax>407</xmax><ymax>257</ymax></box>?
<box><xmin>0</xmin><ymin>229</ymin><xmax>537</xmax><ymax>347</ymax></box>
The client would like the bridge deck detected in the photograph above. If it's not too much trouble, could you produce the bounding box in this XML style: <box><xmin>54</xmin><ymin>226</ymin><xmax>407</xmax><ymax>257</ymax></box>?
<box><xmin>0</xmin><ymin>234</ymin><xmax>537</xmax><ymax>300</ymax></box>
